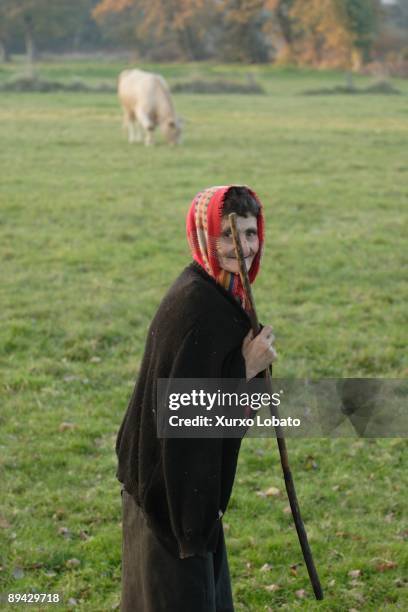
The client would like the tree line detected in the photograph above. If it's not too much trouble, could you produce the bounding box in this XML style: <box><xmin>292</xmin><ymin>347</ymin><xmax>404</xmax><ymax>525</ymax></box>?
<box><xmin>1</xmin><ymin>0</ymin><xmax>407</xmax><ymax>67</ymax></box>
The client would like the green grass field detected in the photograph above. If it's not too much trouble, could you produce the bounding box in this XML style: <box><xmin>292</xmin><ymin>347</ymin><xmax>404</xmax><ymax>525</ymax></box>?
<box><xmin>0</xmin><ymin>58</ymin><xmax>407</xmax><ymax>611</ymax></box>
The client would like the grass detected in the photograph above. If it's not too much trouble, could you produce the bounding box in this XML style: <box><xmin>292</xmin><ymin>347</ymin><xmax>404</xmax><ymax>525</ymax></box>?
<box><xmin>0</xmin><ymin>58</ymin><xmax>407</xmax><ymax>611</ymax></box>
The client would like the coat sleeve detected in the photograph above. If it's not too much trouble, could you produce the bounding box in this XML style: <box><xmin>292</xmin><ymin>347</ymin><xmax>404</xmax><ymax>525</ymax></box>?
<box><xmin>161</xmin><ymin>322</ymin><xmax>245</xmax><ymax>559</ymax></box>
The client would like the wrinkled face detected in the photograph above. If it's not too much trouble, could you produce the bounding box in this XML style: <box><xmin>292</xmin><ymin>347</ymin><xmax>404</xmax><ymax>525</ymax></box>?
<box><xmin>217</xmin><ymin>215</ymin><xmax>259</xmax><ymax>274</ymax></box>
<box><xmin>163</xmin><ymin>118</ymin><xmax>182</xmax><ymax>144</ymax></box>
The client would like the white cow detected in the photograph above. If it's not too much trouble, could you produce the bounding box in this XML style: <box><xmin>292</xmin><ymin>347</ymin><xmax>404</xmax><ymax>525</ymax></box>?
<box><xmin>118</xmin><ymin>69</ymin><xmax>182</xmax><ymax>146</ymax></box>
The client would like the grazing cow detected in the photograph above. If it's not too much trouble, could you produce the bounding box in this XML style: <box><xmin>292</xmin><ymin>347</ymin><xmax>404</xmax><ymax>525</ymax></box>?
<box><xmin>118</xmin><ymin>69</ymin><xmax>182</xmax><ymax>146</ymax></box>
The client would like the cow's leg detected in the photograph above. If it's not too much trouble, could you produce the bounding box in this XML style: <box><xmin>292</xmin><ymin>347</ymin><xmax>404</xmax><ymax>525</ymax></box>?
<box><xmin>128</xmin><ymin>121</ymin><xmax>137</xmax><ymax>144</ymax></box>
<box><xmin>122</xmin><ymin>112</ymin><xmax>133</xmax><ymax>143</ymax></box>
<box><xmin>133</xmin><ymin>121</ymin><xmax>143</xmax><ymax>143</ymax></box>
<box><xmin>137</xmin><ymin>110</ymin><xmax>155</xmax><ymax>146</ymax></box>
<box><xmin>123</xmin><ymin>109</ymin><xmax>140</xmax><ymax>144</ymax></box>
<box><xmin>144</xmin><ymin>127</ymin><xmax>155</xmax><ymax>146</ymax></box>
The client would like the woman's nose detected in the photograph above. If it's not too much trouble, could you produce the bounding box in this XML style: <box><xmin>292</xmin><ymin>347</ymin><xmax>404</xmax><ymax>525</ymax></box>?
<box><xmin>240</xmin><ymin>234</ymin><xmax>250</xmax><ymax>256</ymax></box>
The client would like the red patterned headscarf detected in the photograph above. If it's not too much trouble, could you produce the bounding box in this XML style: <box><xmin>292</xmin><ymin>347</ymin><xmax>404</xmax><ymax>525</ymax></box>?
<box><xmin>186</xmin><ymin>185</ymin><xmax>264</xmax><ymax>310</ymax></box>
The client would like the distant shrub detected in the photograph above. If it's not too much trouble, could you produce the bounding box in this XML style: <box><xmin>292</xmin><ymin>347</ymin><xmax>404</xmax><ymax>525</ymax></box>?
<box><xmin>0</xmin><ymin>74</ymin><xmax>265</xmax><ymax>95</ymax></box>
<box><xmin>0</xmin><ymin>75</ymin><xmax>116</xmax><ymax>93</ymax></box>
<box><xmin>171</xmin><ymin>78</ymin><xmax>265</xmax><ymax>95</ymax></box>
<box><xmin>363</xmin><ymin>80</ymin><xmax>401</xmax><ymax>94</ymax></box>
<box><xmin>302</xmin><ymin>80</ymin><xmax>401</xmax><ymax>96</ymax></box>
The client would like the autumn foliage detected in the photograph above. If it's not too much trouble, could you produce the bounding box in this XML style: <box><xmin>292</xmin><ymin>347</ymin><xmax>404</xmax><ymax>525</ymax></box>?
<box><xmin>92</xmin><ymin>0</ymin><xmax>381</xmax><ymax>65</ymax></box>
<box><xmin>1</xmin><ymin>0</ymin><xmax>401</xmax><ymax>68</ymax></box>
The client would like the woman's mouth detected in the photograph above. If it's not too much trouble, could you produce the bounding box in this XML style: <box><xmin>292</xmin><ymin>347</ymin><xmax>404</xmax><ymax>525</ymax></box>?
<box><xmin>226</xmin><ymin>254</ymin><xmax>253</xmax><ymax>260</ymax></box>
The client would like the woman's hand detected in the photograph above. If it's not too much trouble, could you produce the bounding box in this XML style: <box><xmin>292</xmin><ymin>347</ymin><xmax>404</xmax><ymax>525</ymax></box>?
<box><xmin>242</xmin><ymin>326</ymin><xmax>277</xmax><ymax>380</ymax></box>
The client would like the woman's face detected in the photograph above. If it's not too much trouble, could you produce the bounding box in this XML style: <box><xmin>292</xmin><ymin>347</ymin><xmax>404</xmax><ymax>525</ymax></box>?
<box><xmin>217</xmin><ymin>214</ymin><xmax>259</xmax><ymax>274</ymax></box>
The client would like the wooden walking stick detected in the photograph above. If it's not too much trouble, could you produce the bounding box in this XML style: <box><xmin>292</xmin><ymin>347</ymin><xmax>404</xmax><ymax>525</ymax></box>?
<box><xmin>229</xmin><ymin>213</ymin><xmax>324</xmax><ymax>601</ymax></box>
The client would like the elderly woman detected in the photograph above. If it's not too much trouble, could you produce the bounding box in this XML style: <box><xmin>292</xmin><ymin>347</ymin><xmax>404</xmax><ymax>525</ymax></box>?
<box><xmin>116</xmin><ymin>185</ymin><xmax>277</xmax><ymax>611</ymax></box>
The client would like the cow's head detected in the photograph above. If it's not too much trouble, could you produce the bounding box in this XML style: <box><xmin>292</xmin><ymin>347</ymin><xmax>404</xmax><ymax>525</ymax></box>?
<box><xmin>163</xmin><ymin>117</ymin><xmax>182</xmax><ymax>145</ymax></box>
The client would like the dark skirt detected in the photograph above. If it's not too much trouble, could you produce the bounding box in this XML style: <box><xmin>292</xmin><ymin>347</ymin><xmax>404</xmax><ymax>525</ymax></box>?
<box><xmin>120</xmin><ymin>489</ymin><xmax>234</xmax><ymax>612</ymax></box>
